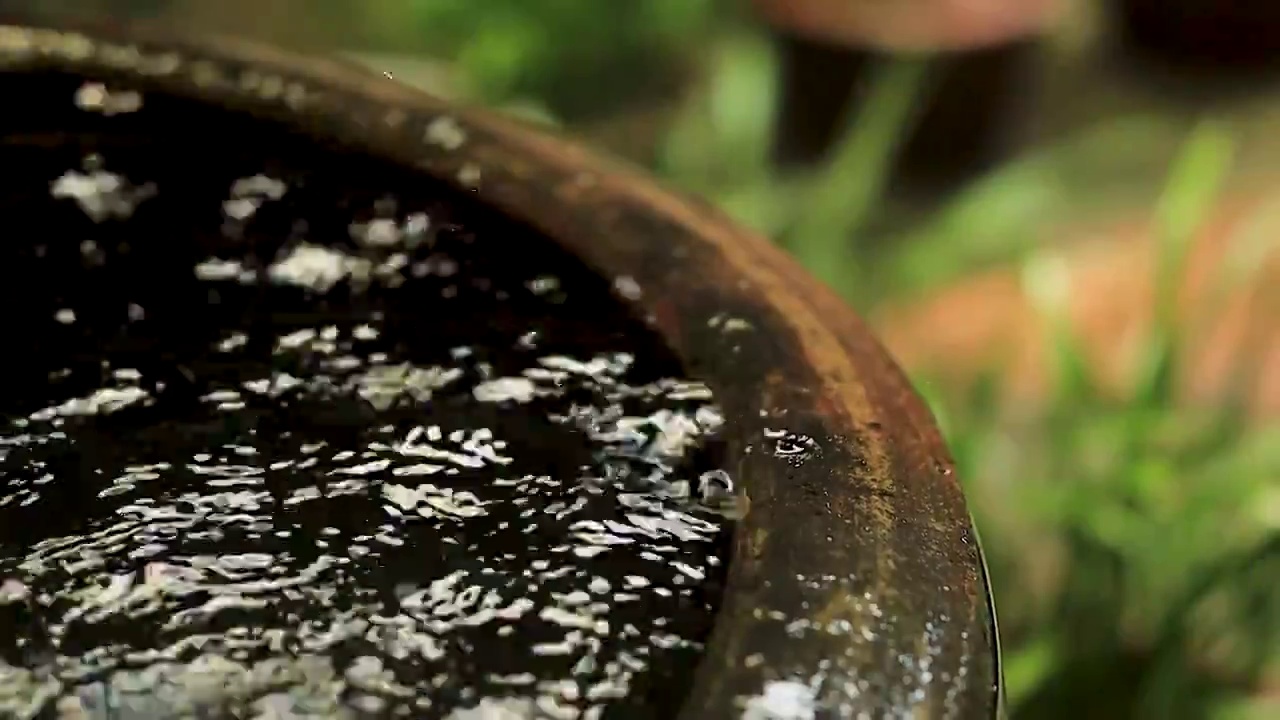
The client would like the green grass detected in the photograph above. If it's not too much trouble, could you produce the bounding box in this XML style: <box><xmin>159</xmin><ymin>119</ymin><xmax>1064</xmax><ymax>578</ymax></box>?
<box><xmin>363</xmin><ymin>4</ymin><xmax>1280</xmax><ymax>716</ymax></box>
<box><xmin>808</xmin><ymin>70</ymin><xmax>1280</xmax><ymax>718</ymax></box>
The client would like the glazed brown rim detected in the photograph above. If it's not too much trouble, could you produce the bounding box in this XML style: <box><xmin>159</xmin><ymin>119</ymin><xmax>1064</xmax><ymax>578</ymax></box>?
<box><xmin>0</xmin><ymin>20</ymin><xmax>1000</xmax><ymax>718</ymax></box>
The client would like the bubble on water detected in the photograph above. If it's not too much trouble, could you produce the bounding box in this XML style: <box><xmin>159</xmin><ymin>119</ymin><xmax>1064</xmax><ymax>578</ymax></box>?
<box><xmin>268</xmin><ymin>244</ymin><xmax>375</xmax><ymax>292</ymax></box>
<box><xmin>27</xmin><ymin>386</ymin><xmax>151</xmax><ymax>421</ymax></box>
<box><xmin>220</xmin><ymin>174</ymin><xmax>289</xmax><ymax>223</ymax></box>
<box><xmin>764</xmin><ymin>428</ymin><xmax>820</xmax><ymax>467</ymax></box>
<box><xmin>196</xmin><ymin>258</ymin><xmax>254</xmax><ymax>283</ymax></box>
<box><xmin>472</xmin><ymin>377</ymin><xmax>538</xmax><ymax>404</ymax></box>
<box><xmin>51</xmin><ymin>165</ymin><xmax>156</xmax><ymax>223</ymax></box>
<box><xmin>346</xmin><ymin>203</ymin><xmax>433</xmax><ymax>253</ymax></box>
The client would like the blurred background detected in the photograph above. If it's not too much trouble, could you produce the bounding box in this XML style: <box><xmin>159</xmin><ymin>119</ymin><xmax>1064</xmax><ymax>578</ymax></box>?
<box><xmin>11</xmin><ymin>1</ymin><xmax>1280</xmax><ymax>717</ymax></box>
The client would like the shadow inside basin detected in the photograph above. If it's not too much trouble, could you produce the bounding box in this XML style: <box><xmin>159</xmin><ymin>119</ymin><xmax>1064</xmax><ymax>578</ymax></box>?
<box><xmin>0</xmin><ymin>68</ymin><xmax>734</xmax><ymax>718</ymax></box>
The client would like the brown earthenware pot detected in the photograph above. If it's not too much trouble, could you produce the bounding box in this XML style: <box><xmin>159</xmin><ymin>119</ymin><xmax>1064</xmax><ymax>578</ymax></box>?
<box><xmin>0</xmin><ymin>19</ymin><xmax>1000</xmax><ymax>717</ymax></box>
<box><xmin>750</xmin><ymin>0</ymin><xmax>1045</xmax><ymax>201</ymax></box>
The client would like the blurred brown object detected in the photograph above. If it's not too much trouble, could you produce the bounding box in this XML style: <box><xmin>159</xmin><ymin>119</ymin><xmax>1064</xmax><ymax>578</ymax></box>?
<box><xmin>752</xmin><ymin>0</ymin><xmax>1053</xmax><ymax>201</ymax></box>
<box><xmin>873</xmin><ymin>193</ymin><xmax>1280</xmax><ymax>416</ymax></box>
<box><xmin>1111</xmin><ymin>0</ymin><xmax>1280</xmax><ymax>72</ymax></box>
<box><xmin>752</xmin><ymin>0</ymin><xmax>1062</xmax><ymax>53</ymax></box>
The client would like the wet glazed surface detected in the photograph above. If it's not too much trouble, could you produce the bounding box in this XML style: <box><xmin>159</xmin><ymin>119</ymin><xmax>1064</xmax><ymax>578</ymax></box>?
<box><xmin>0</xmin><ymin>71</ymin><xmax>734</xmax><ymax>718</ymax></box>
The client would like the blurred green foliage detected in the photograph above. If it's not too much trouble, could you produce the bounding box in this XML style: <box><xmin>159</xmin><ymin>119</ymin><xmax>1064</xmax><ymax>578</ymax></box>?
<box><xmin>937</xmin><ymin>124</ymin><xmax>1280</xmax><ymax>719</ymax></box>
<box><xmin>372</xmin><ymin>3</ymin><xmax>1280</xmax><ymax>717</ymax></box>
<box><xmin>366</xmin><ymin>0</ymin><xmax>724</xmax><ymax>119</ymax></box>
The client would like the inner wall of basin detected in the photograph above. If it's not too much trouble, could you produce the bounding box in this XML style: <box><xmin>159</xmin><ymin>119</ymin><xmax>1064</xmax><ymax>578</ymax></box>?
<box><xmin>0</xmin><ymin>70</ymin><xmax>737</xmax><ymax>719</ymax></box>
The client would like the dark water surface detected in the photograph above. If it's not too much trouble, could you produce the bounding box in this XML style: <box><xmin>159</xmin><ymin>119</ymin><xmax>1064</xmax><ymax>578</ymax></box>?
<box><xmin>0</xmin><ymin>71</ymin><xmax>733</xmax><ymax>718</ymax></box>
